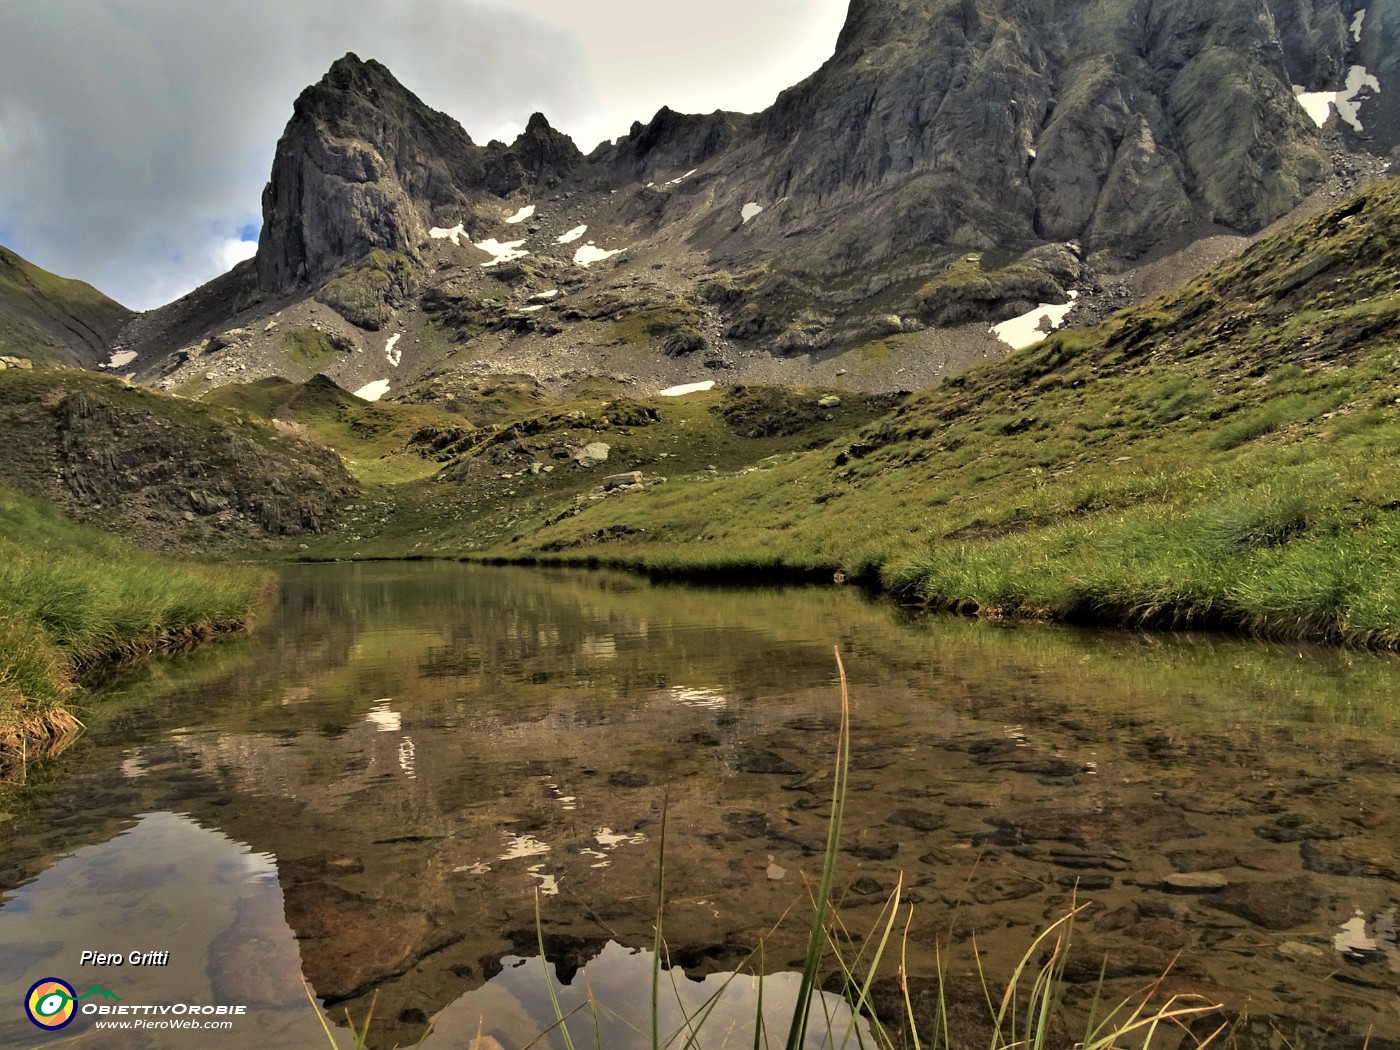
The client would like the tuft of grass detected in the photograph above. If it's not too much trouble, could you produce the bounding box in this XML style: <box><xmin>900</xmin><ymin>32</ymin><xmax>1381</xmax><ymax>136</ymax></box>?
<box><xmin>0</xmin><ymin>486</ymin><xmax>271</xmax><ymax>766</ymax></box>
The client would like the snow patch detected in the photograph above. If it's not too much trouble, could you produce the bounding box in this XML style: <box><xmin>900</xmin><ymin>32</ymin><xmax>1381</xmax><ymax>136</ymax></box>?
<box><xmin>659</xmin><ymin>380</ymin><xmax>716</xmax><ymax>397</ymax></box>
<box><xmin>385</xmin><ymin>333</ymin><xmax>401</xmax><ymax>367</ymax></box>
<box><xmin>556</xmin><ymin>225</ymin><xmax>588</xmax><ymax>244</ymax></box>
<box><xmin>1351</xmin><ymin>9</ymin><xmax>1366</xmax><ymax>43</ymax></box>
<box><xmin>1293</xmin><ymin>65</ymin><xmax>1382</xmax><ymax>131</ymax></box>
<box><xmin>665</xmin><ymin>168</ymin><xmax>698</xmax><ymax>186</ymax></box>
<box><xmin>505</xmin><ymin>204</ymin><xmax>535</xmax><ymax>224</ymax></box>
<box><xmin>475</xmin><ymin>237</ymin><xmax>529</xmax><ymax>267</ymax></box>
<box><xmin>530</xmin><ymin>289</ymin><xmax>559</xmax><ymax>300</ymax></box>
<box><xmin>1028</xmin><ymin>147</ymin><xmax>1037</xmax><ymax>158</ymax></box>
<box><xmin>573</xmin><ymin>241</ymin><xmax>622</xmax><ymax>267</ymax></box>
<box><xmin>527</xmin><ymin>865</ymin><xmax>559</xmax><ymax>896</ymax></box>
<box><xmin>595</xmin><ymin>828</ymin><xmax>647</xmax><ymax>849</ymax></box>
<box><xmin>499</xmin><ymin>832</ymin><xmax>550</xmax><ymax>861</ymax></box>
<box><xmin>1293</xmin><ymin>86</ymin><xmax>1335</xmax><ymax>127</ymax></box>
<box><xmin>741</xmin><ymin>202</ymin><xmax>764</xmax><ymax>223</ymax></box>
<box><xmin>430</xmin><ymin>224</ymin><xmax>466</xmax><ymax>246</ymax></box>
<box><xmin>1337</xmin><ymin>65</ymin><xmax>1381</xmax><ymax>132</ymax></box>
<box><xmin>102</xmin><ymin>350</ymin><xmax>137</xmax><ymax>369</ymax></box>
<box><xmin>990</xmin><ymin>292</ymin><xmax>1079</xmax><ymax>350</ymax></box>
<box><xmin>520</xmin><ymin>305</ymin><xmax>544</xmax><ymax>313</ymax></box>
<box><xmin>354</xmin><ymin>379</ymin><xmax>391</xmax><ymax>402</ymax></box>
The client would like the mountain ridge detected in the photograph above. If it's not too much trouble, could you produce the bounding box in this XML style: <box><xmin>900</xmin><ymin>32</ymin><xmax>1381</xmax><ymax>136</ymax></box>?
<box><xmin>24</xmin><ymin>0</ymin><xmax>1399</xmax><ymax>404</ymax></box>
<box><xmin>0</xmin><ymin>245</ymin><xmax>134</xmax><ymax>368</ymax></box>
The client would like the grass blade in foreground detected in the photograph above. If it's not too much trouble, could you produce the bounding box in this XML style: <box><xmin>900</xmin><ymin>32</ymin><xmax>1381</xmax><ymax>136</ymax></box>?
<box><xmin>783</xmin><ymin>647</ymin><xmax>851</xmax><ymax>1050</ymax></box>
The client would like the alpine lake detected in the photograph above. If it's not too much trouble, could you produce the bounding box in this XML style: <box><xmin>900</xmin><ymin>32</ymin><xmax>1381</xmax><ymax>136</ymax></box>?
<box><xmin>2</xmin><ymin>562</ymin><xmax>1398</xmax><ymax>1049</ymax></box>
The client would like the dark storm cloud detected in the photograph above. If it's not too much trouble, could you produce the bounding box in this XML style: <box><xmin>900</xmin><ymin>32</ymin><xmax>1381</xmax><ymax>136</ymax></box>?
<box><xmin>0</xmin><ymin>0</ymin><xmax>597</xmax><ymax>309</ymax></box>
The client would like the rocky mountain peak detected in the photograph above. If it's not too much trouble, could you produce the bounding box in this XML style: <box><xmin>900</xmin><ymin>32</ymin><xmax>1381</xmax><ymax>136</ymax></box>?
<box><xmin>505</xmin><ymin>112</ymin><xmax>583</xmax><ymax>187</ymax></box>
<box><xmin>736</xmin><ymin>0</ymin><xmax>1346</xmax><ymax>273</ymax></box>
<box><xmin>255</xmin><ymin>54</ymin><xmax>491</xmax><ymax>295</ymax></box>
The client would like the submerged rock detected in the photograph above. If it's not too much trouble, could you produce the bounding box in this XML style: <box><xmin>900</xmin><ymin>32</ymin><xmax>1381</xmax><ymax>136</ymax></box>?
<box><xmin>1161</xmin><ymin>871</ymin><xmax>1231</xmax><ymax>893</ymax></box>
<box><xmin>1205</xmin><ymin>876</ymin><xmax>1324</xmax><ymax>930</ymax></box>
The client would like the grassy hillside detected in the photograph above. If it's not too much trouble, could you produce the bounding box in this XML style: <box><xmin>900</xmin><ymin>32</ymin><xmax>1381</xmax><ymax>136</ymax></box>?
<box><xmin>0</xmin><ymin>486</ymin><xmax>270</xmax><ymax>765</ymax></box>
<box><xmin>202</xmin><ymin>374</ymin><xmax>899</xmax><ymax>559</ymax></box>
<box><xmin>462</xmin><ymin>177</ymin><xmax>1400</xmax><ymax>644</ymax></box>
<box><xmin>0</xmin><ymin>367</ymin><xmax>358</xmax><ymax>552</ymax></box>
<box><xmin>0</xmin><ymin>245</ymin><xmax>133</xmax><ymax>367</ymax></box>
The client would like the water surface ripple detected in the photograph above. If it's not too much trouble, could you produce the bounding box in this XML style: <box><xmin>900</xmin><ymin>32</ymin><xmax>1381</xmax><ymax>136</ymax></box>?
<box><xmin>2</xmin><ymin>563</ymin><xmax>1398</xmax><ymax>1048</ymax></box>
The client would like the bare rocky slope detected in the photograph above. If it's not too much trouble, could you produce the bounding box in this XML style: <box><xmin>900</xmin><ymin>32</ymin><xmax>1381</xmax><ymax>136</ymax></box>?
<box><xmin>0</xmin><ymin>368</ymin><xmax>356</xmax><ymax>552</ymax></box>
<box><xmin>99</xmin><ymin>0</ymin><xmax>1397</xmax><ymax>405</ymax></box>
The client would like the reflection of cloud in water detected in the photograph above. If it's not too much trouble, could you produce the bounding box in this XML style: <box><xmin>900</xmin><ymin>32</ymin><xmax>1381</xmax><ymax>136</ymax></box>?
<box><xmin>0</xmin><ymin>813</ymin><xmax>332</xmax><ymax>1046</ymax></box>
<box><xmin>672</xmin><ymin>686</ymin><xmax>727</xmax><ymax>709</ymax></box>
<box><xmin>499</xmin><ymin>832</ymin><xmax>551</xmax><ymax>860</ymax></box>
<box><xmin>418</xmin><ymin>940</ymin><xmax>871</xmax><ymax>1048</ymax></box>
<box><xmin>367</xmin><ymin>698</ymin><xmax>402</xmax><ymax>732</ymax></box>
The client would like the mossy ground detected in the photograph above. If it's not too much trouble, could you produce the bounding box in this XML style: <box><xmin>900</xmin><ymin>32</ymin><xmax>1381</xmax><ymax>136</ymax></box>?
<box><xmin>257</xmin><ymin>382</ymin><xmax>891</xmax><ymax>559</ymax></box>
<box><xmin>0</xmin><ymin>245</ymin><xmax>131</xmax><ymax>365</ymax></box>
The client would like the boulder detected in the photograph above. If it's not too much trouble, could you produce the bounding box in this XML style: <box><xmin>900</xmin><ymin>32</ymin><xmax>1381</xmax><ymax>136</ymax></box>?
<box><xmin>603</xmin><ymin>471</ymin><xmax>643</xmax><ymax>490</ymax></box>
<box><xmin>572</xmin><ymin>442</ymin><xmax>611</xmax><ymax>468</ymax></box>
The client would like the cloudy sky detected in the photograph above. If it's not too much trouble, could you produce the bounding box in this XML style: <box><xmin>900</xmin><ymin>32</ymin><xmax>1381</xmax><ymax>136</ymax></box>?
<box><xmin>0</xmin><ymin>0</ymin><xmax>848</xmax><ymax>310</ymax></box>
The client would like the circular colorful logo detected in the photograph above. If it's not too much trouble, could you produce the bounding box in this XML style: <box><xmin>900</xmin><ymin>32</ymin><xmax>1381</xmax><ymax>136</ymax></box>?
<box><xmin>25</xmin><ymin>978</ymin><xmax>77</xmax><ymax>1030</ymax></box>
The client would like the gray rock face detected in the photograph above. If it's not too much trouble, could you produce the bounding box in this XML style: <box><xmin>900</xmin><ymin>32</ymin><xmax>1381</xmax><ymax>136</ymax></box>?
<box><xmin>727</xmin><ymin>0</ymin><xmax>1334</xmax><ymax>264</ymax></box>
<box><xmin>255</xmin><ymin>54</ymin><xmax>581</xmax><ymax>295</ymax></box>
<box><xmin>137</xmin><ymin>0</ymin><xmax>1387</xmax><ymax>392</ymax></box>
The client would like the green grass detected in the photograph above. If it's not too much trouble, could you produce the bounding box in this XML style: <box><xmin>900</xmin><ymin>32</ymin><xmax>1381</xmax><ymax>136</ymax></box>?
<box><xmin>0</xmin><ymin>245</ymin><xmax>132</xmax><ymax>365</ymax></box>
<box><xmin>444</xmin><ymin>179</ymin><xmax>1400</xmax><ymax>648</ymax></box>
<box><xmin>0</xmin><ymin>486</ymin><xmax>270</xmax><ymax>765</ymax></box>
<box><xmin>280</xmin><ymin>328</ymin><xmax>339</xmax><ymax>367</ymax></box>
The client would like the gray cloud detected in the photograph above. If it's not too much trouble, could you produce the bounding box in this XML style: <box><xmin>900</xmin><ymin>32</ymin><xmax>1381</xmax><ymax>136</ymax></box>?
<box><xmin>0</xmin><ymin>0</ymin><xmax>845</xmax><ymax>311</ymax></box>
<box><xmin>0</xmin><ymin>0</ymin><xmax>596</xmax><ymax>308</ymax></box>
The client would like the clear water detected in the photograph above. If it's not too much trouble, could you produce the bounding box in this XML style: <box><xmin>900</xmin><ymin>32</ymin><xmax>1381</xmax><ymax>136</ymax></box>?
<box><xmin>2</xmin><ymin>562</ymin><xmax>1398</xmax><ymax>1048</ymax></box>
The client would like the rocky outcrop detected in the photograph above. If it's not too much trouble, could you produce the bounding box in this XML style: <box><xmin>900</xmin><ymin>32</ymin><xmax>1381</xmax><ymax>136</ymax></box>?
<box><xmin>718</xmin><ymin>0</ymin><xmax>1337</xmax><ymax>269</ymax></box>
<box><xmin>498</xmin><ymin>112</ymin><xmax>584</xmax><ymax>188</ymax></box>
<box><xmin>255</xmin><ymin>54</ymin><xmax>582</xmax><ymax>295</ymax></box>
<box><xmin>0</xmin><ymin>369</ymin><xmax>356</xmax><ymax>551</ymax></box>
<box><xmin>598</xmin><ymin>105</ymin><xmax>754</xmax><ymax>181</ymax></box>
<box><xmin>121</xmin><ymin>0</ymin><xmax>1390</xmax><ymax>392</ymax></box>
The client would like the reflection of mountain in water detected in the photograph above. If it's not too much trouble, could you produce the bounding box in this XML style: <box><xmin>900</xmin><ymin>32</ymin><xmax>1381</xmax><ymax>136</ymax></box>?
<box><xmin>421</xmin><ymin>941</ymin><xmax>871</xmax><ymax>1050</ymax></box>
<box><xmin>5</xmin><ymin>563</ymin><xmax>1400</xmax><ymax>1048</ymax></box>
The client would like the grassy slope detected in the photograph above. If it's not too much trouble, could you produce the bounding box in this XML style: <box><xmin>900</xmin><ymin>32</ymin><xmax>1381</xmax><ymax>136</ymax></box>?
<box><xmin>215</xmin><ymin>377</ymin><xmax>895</xmax><ymax>559</ymax></box>
<box><xmin>0</xmin><ymin>486</ymin><xmax>271</xmax><ymax>760</ymax></box>
<box><xmin>474</xmin><ymin>178</ymin><xmax>1400</xmax><ymax>644</ymax></box>
<box><xmin>0</xmin><ymin>245</ymin><xmax>133</xmax><ymax>366</ymax></box>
